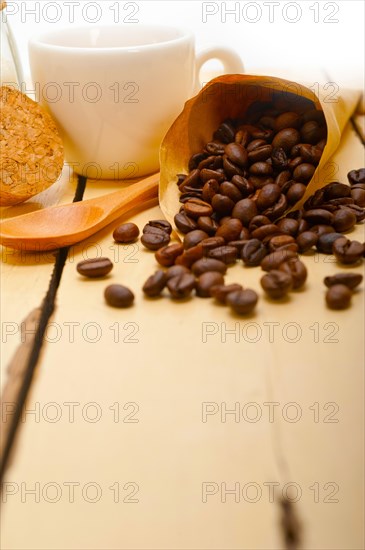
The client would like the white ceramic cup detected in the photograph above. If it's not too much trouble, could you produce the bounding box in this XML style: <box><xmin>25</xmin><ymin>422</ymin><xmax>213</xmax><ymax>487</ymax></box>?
<box><xmin>29</xmin><ymin>25</ymin><xmax>244</xmax><ymax>180</ymax></box>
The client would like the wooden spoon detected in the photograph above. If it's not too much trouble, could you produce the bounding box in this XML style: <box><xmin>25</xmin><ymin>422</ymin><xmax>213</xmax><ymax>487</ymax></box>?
<box><xmin>0</xmin><ymin>173</ymin><xmax>159</xmax><ymax>251</ymax></box>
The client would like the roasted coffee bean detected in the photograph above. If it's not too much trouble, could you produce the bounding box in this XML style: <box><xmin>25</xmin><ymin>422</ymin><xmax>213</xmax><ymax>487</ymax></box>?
<box><xmin>165</xmin><ymin>265</ymin><xmax>191</xmax><ymax>280</ymax></box>
<box><xmin>215</xmin><ymin>218</ymin><xmax>243</xmax><ymax>241</ymax></box>
<box><xmin>299</xmin><ymin>144</ymin><xmax>322</xmax><ymax>165</ymax></box>
<box><xmin>272</xmin><ymin>128</ymin><xmax>300</xmax><ymax>152</ymax></box>
<box><xmin>175</xmin><ymin>244</ymin><xmax>204</xmax><ymax>267</ymax></box>
<box><xmin>77</xmin><ymin>257</ymin><xmax>113</xmax><ymax>278</ymax></box>
<box><xmin>297</xmin><ymin>217</ymin><xmax>310</xmax><ymax>234</ymax></box>
<box><xmin>241</xmin><ymin>239</ymin><xmax>267</xmax><ymax>267</ymax></box>
<box><xmin>224</xmin><ymin>143</ymin><xmax>248</xmax><ymax>167</ymax></box>
<box><xmin>201</xmin><ymin>236</ymin><xmax>226</xmax><ymax>252</ymax></box>
<box><xmin>260</xmin><ymin>270</ymin><xmax>293</xmax><ymax>299</ymax></box>
<box><xmin>347</xmin><ymin>168</ymin><xmax>365</xmax><ymax>185</ymax></box>
<box><xmin>184</xmin><ymin>198</ymin><xmax>213</xmax><ymax>219</ymax></box>
<box><xmin>325</xmin><ymin>284</ymin><xmax>352</xmax><ymax>310</ymax></box>
<box><xmin>269</xmin><ymin>235</ymin><xmax>296</xmax><ymax>252</ymax></box>
<box><xmin>343</xmin><ymin>203</ymin><xmax>365</xmax><ymax>223</ymax></box>
<box><xmin>263</xmin><ymin>194</ymin><xmax>288</xmax><ymax>220</ymax></box>
<box><xmin>208</xmin><ymin>245</ymin><xmax>238</xmax><ymax>264</ymax></box>
<box><xmin>210</xmin><ymin>283</ymin><xmax>243</xmax><ymax>303</ymax></box>
<box><xmin>316</xmin><ymin>233</ymin><xmax>344</xmax><ymax>254</ymax></box>
<box><xmin>155</xmin><ymin>243</ymin><xmax>184</xmax><ymax>267</ymax></box>
<box><xmin>220</xmin><ymin>181</ymin><xmax>244</xmax><ymax>202</ymax></box>
<box><xmin>196</xmin><ymin>271</ymin><xmax>225</xmax><ymax>297</ymax></box>
<box><xmin>205</xmin><ymin>141</ymin><xmax>225</xmax><ymax>155</ymax></box>
<box><xmin>251</xmin><ymin>224</ymin><xmax>280</xmax><ymax>241</ymax></box>
<box><xmin>167</xmin><ymin>273</ymin><xmax>196</xmax><ymax>299</ymax></box>
<box><xmin>188</xmin><ymin>153</ymin><xmax>206</xmax><ymax>171</ymax></box>
<box><xmin>141</xmin><ymin>231</ymin><xmax>170</xmax><ymax>251</ymax></box>
<box><xmin>202</xmin><ymin>179</ymin><xmax>220</xmax><ymax>203</ymax></box>
<box><xmin>113</xmin><ymin>222</ymin><xmax>139</xmax><ymax>243</ymax></box>
<box><xmin>104</xmin><ymin>284</ymin><xmax>134</xmax><ymax>308</ymax></box>
<box><xmin>309</xmin><ymin>224</ymin><xmax>335</xmax><ymax>237</ymax></box>
<box><xmin>332</xmin><ymin>208</ymin><xmax>357</xmax><ymax>233</ymax></box>
<box><xmin>324</xmin><ymin>272</ymin><xmax>363</xmax><ymax>290</ymax></box>
<box><xmin>219</xmin><ymin>216</ymin><xmax>232</xmax><ymax>226</ymax></box>
<box><xmin>200</xmin><ymin>168</ymin><xmax>225</xmax><ymax>183</ymax></box>
<box><xmin>351</xmin><ymin>187</ymin><xmax>365</xmax><ymax>207</ymax></box>
<box><xmin>229</xmin><ymin>239</ymin><xmax>250</xmax><ymax>252</ymax></box>
<box><xmin>211</xmin><ymin>194</ymin><xmax>235</xmax><ymax>216</ymax></box>
<box><xmin>174</xmin><ymin>212</ymin><xmax>198</xmax><ymax>233</ymax></box>
<box><xmin>304</xmin><ymin>188</ymin><xmax>325</xmax><ymax>209</ymax></box>
<box><xmin>277</xmin><ymin>218</ymin><xmax>299</xmax><ymax>236</ymax></box>
<box><xmin>180</xmin><ymin>190</ymin><xmax>203</xmax><ymax>202</ymax></box>
<box><xmin>232</xmin><ymin>198</ymin><xmax>258</xmax><ymax>225</ymax></box>
<box><xmin>300</xmin><ymin>120</ymin><xmax>325</xmax><ymax>144</ymax></box>
<box><xmin>143</xmin><ymin>270</ymin><xmax>167</xmax><ymax>297</ymax></box>
<box><xmin>286</xmin><ymin>183</ymin><xmax>307</xmax><ymax>205</ymax></box>
<box><xmin>279</xmin><ymin>259</ymin><xmax>307</xmax><ymax>289</ymax></box>
<box><xmin>332</xmin><ymin>237</ymin><xmax>364</xmax><ymax>264</ymax></box>
<box><xmin>197</xmin><ymin>216</ymin><xmax>219</xmax><ymax>235</ymax></box>
<box><xmin>271</xmin><ymin>147</ymin><xmax>288</xmax><ymax>169</ymax></box>
<box><xmin>191</xmin><ymin>258</ymin><xmax>227</xmax><ymax>276</ymax></box>
<box><xmin>239</xmin><ymin>227</ymin><xmax>251</xmax><ymax>240</ymax></box>
<box><xmin>231</xmin><ymin>175</ymin><xmax>254</xmax><ymax>197</ymax></box>
<box><xmin>183</xmin><ymin>230</ymin><xmax>209</xmax><ymax>249</ymax></box>
<box><xmin>143</xmin><ymin>219</ymin><xmax>172</xmax><ymax>235</ymax></box>
<box><xmin>226</xmin><ymin>288</ymin><xmax>258</xmax><ymax>315</ymax></box>
<box><xmin>275</xmin><ymin>170</ymin><xmax>292</xmax><ymax>188</ymax></box>
<box><xmin>247</xmin><ymin>144</ymin><xmax>272</xmax><ymax>163</ymax></box>
<box><xmin>223</xmin><ymin>155</ymin><xmax>245</xmax><ymax>178</ymax></box>
<box><xmin>214</xmin><ymin>120</ymin><xmax>235</xmax><ymax>143</ymax></box>
<box><xmin>249</xmin><ymin>161</ymin><xmax>273</xmax><ymax>176</ymax></box>
<box><xmin>288</xmin><ymin>156</ymin><xmax>303</xmax><ymax>171</ymax></box>
<box><xmin>247</xmin><ymin>138</ymin><xmax>267</xmax><ymax>152</ymax></box>
<box><xmin>304</xmin><ymin>208</ymin><xmax>334</xmax><ymax>225</ymax></box>
<box><xmin>178</xmin><ymin>169</ymin><xmax>200</xmax><ymax>191</ymax></box>
<box><xmin>249</xmin><ymin>175</ymin><xmax>275</xmax><ymax>190</ymax></box>
<box><xmin>261</xmin><ymin>249</ymin><xmax>297</xmax><ymax>272</ymax></box>
<box><xmin>296</xmin><ymin>231</ymin><xmax>318</xmax><ymax>253</ymax></box>
<box><xmin>256</xmin><ymin>184</ymin><xmax>281</xmax><ymax>210</ymax></box>
<box><xmin>275</xmin><ymin>111</ymin><xmax>301</xmax><ymax>131</ymax></box>
<box><xmin>323</xmin><ymin>182</ymin><xmax>351</xmax><ymax>200</ymax></box>
<box><xmin>235</xmin><ymin>129</ymin><xmax>250</xmax><ymax>147</ymax></box>
<box><xmin>293</xmin><ymin>163</ymin><xmax>316</xmax><ymax>182</ymax></box>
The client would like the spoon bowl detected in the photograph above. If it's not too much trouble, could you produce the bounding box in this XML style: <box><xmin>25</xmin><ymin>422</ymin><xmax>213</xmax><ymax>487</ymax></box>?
<box><xmin>0</xmin><ymin>173</ymin><xmax>159</xmax><ymax>251</ymax></box>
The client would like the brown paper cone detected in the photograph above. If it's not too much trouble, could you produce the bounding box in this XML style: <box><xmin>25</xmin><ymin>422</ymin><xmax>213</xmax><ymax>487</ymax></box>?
<box><xmin>159</xmin><ymin>74</ymin><xmax>361</xmax><ymax>226</ymax></box>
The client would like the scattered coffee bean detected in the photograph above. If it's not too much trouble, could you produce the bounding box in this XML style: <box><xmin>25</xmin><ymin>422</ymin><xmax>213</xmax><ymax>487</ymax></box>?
<box><xmin>279</xmin><ymin>259</ymin><xmax>307</xmax><ymax>289</ymax></box>
<box><xmin>207</xmin><ymin>245</ymin><xmax>238</xmax><ymax>264</ymax></box>
<box><xmin>325</xmin><ymin>284</ymin><xmax>352</xmax><ymax>310</ymax></box>
<box><xmin>141</xmin><ymin>231</ymin><xmax>170</xmax><ymax>251</ymax></box>
<box><xmin>324</xmin><ymin>273</ymin><xmax>363</xmax><ymax>290</ymax></box>
<box><xmin>332</xmin><ymin>237</ymin><xmax>364</xmax><ymax>264</ymax></box>
<box><xmin>196</xmin><ymin>271</ymin><xmax>225</xmax><ymax>297</ymax></box>
<box><xmin>167</xmin><ymin>273</ymin><xmax>196</xmax><ymax>299</ymax></box>
<box><xmin>175</xmin><ymin>244</ymin><xmax>204</xmax><ymax>267</ymax></box>
<box><xmin>261</xmin><ymin>249</ymin><xmax>297</xmax><ymax>272</ymax></box>
<box><xmin>210</xmin><ymin>283</ymin><xmax>243</xmax><ymax>304</ymax></box>
<box><xmin>104</xmin><ymin>284</ymin><xmax>134</xmax><ymax>308</ymax></box>
<box><xmin>316</xmin><ymin>232</ymin><xmax>344</xmax><ymax>254</ymax></box>
<box><xmin>242</xmin><ymin>239</ymin><xmax>267</xmax><ymax>267</ymax></box>
<box><xmin>113</xmin><ymin>222</ymin><xmax>139</xmax><ymax>243</ymax></box>
<box><xmin>261</xmin><ymin>270</ymin><xmax>293</xmax><ymax>299</ymax></box>
<box><xmin>191</xmin><ymin>258</ymin><xmax>227</xmax><ymax>276</ymax></box>
<box><xmin>332</xmin><ymin>208</ymin><xmax>357</xmax><ymax>233</ymax></box>
<box><xmin>296</xmin><ymin>231</ymin><xmax>318</xmax><ymax>253</ymax></box>
<box><xmin>143</xmin><ymin>270</ymin><xmax>167</xmax><ymax>297</ymax></box>
<box><xmin>348</xmin><ymin>168</ymin><xmax>365</xmax><ymax>185</ymax></box>
<box><xmin>77</xmin><ymin>257</ymin><xmax>113</xmax><ymax>278</ymax></box>
<box><xmin>226</xmin><ymin>288</ymin><xmax>258</xmax><ymax>315</ymax></box>
<box><xmin>165</xmin><ymin>265</ymin><xmax>191</xmax><ymax>280</ymax></box>
<box><xmin>183</xmin><ymin>229</ymin><xmax>209</xmax><ymax>249</ymax></box>
<box><xmin>174</xmin><ymin>212</ymin><xmax>198</xmax><ymax>233</ymax></box>
<box><xmin>143</xmin><ymin>219</ymin><xmax>172</xmax><ymax>235</ymax></box>
<box><xmin>155</xmin><ymin>243</ymin><xmax>184</xmax><ymax>267</ymax></box>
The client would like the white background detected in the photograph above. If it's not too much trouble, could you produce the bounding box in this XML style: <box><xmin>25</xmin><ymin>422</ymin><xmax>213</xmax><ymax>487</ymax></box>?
<box><xmin>2</xmin><ymin>0</ymin><xmax>365</xmax><ymax>91</ymax></box>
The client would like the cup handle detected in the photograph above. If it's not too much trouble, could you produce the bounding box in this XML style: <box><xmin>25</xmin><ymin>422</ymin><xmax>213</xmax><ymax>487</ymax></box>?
<box><xmin>195</xmin><ymin>47</ymin><xmax>244</xmax><ymax>93</ymax></box>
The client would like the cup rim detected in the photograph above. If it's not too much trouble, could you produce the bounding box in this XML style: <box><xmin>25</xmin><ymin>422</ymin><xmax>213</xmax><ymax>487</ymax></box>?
<box><xmin>28</xmin><ymin>24</ymin><xmax>194</xmax><ymax>52</ymax></box>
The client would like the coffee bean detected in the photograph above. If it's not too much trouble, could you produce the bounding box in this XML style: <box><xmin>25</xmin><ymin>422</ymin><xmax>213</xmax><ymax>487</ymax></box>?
<box><xmin>144</xmin><ymin>219</ymin><xmax>172</xmax><ymax>235</ymax></box>
<box><xmin>208</xmin><ymin>245</ymin><xmax>238</xmax><ymax>264</ymax></box>
<box><xmin>104</xmin><ymin>284</ymin><xmax>134</xmax><ymax>308</ymax></box>
<box><xmin>310</xmin><ymin>224</ymin><xmax>335</xmax><ymax>237</ymax></box>
<box><xmin>272</xmin><ymin>128</ymin><xmax>300</xmax><ymax>152</ymax></box>
<box><xmin>351</xmin><ymin>187</ymin><xmax>365</xmax><ymax>207</ymax></box>
<box><xmin>247</xmin><ymin>144</ymin><xmax>273</xmax><ymax>163</ymax></box>
<box><xmin>256</xmin><ymin>184</ymin><xmax>281</xmax><ymax>210</ymax></box>
<box><xmin>183</xmin><ymin>229</ymin><xmax>209</xmax><ymax>249</ymax></box>
<box><xmin>184</xmin><ymin>198</ymin><xmax>213</xmax><ymax>219</ymax></box>
<box><xmin>277</xmin><ymin>218</ymin><xmax>299</xmax><ymax>236</ymax></box>
<box><xmin>174</xmin><ymin>212</ymin><xmax>198</xmax><ymax>233</ymax></box>
<box><xmin>300</xmin><ymin>121</ymin><xmax>325</xmax><ymax>144</ymax></box>
<box><xmin>175</xmin><ymin>244</ymin><xmax>204</xmax><ymax>268</ymax></box>
<box><xmin>167</xmin><ymin>273</ymin><xmax>196</xmax><ymax>299</ymax></box>
<box><xmin>188</xmin><ymin>154</ymin><xmax>206</xmax><ymax>171</ymax></box>
<box><xmin>225</xmin><ymin>143</ymin><xmax>248</xmax><ymax>167</ymax></box>
<box><xmin>249</xmin><ymin>215</ymin><xmax>271</xmax><ymax>231</ymax></box>
<box><xmin>260</xmin><ymin>270</ymin><xmax>293</xmax><ymax>299</ymax></box>
<box><xmin>211</xmin><ymin>194</ymin><xmax>235</xmax><ymax>216</ymax></box>
<box><xmin>210</xmin><ymin>283</ymin><xmax>243</xmax><ymax>303</ymax></box>
<box><xmin>324</xmin><ymin>273</ymin><xmax>363</xmax><ymax>290</ymax></box>
<box><xmin>325</xmin><ymin>284</ymin><xmax>352</xmax><ymax>310</ymax></box>
<box><xmin>165</xmin><ymin>265</ymin><xmax>191</xmax><ymax>280</ymax></box>
<box><xmin>143</xmin><ymin>270</ymin><xmax>167</xmax><ymax>297</ymax></box>
<box><xmin>293</xmin><ymin>163</ymin><xmax>316</xmax><ymax>183</ymax></box>
<box><xmin>197</xmin><ymin>216</ymin><xmax>219</xmax><ymax>235</ymax></box>
<box><xmin>155</xmin><ymin>243</ymin><xmax>184</xmax><ymax>267</ymax></box>
<box><xmin>271</xmin><ymin>147</ymin><xmax>288</xmax><ymax>169</ymax></box>
<box><xmin>304</xmin><ymin>208</ymin><xmax>334</xmax><ymax>225</ymax></box>
<box><xmin>286</xmin><ymin>183</ymin><xmax>307</xmax><ymax>205</ymax></box>
<box><xmin>141</xmin><ymin>231</ymin><xmax>170</xmax><ymax>250</ymax></box>
<box><xmin>262</xmin><ymin>194</ymin><xmax>287</xmax><ymax>221</ymax></box>
<box><xmin>299</xmin><ymin>144</ymin><xmax>322</xmax><ymax>165</ymax></box>
<box><xmin>288</xmin><ymin>156</ymin><xmax>303</xmax><ymax>171</ymax></box>
<box><xmin>241</xmin><ymin>239</ymin><xmax>267</xmax><ymax>267</ymax></box>
<box><xmin>196</xmin><ymin>271</ymin><xmax>225</xmax><ymax>297</ymax></box>
<box><xmin>77</xmin><ymin>257</ymin><xmax>113</xmax><ymax>278</ymax></box>
<box><xmin>332</xmin><ymin>208</ymin><xmax>357</xmax><ymax>233</ymax></box>
<box><xmin>247</xmin><ymin>138</ymin><xmax>266</xmax><ymax>152</ymax></box>
<box><xmin>200</xmin><ymin>236</ymin><xmax>226</xmax><ymax>252</ymax></box>
<box><xmin>220</xmin><ymin>181</ymin><xmax>244</xmax><ymax>202</ymax></box>
<box><xmin>347</xmin><ymin>168</ymin><xmax>365</xmax><ymax>185</ymax></box>
<box><xmin>344</xmin><ymin>203</ymin><xmax>365</xmax><ymax>223</ymax></box>
<box><xmin>316</xmin><ymin>232</ymin><xmax>344</xmax><ymax>254</ymax></box>
<box><xmin>215</xmin><ymin>218</ymin><xmax>243</xmax><ymax>241</ymax></box>
<box><xmin>205</xmin><ymin>141</ymin><xmax>225</xmax><ymax>155</ymax></box>
<box><xmin>200</xmin><ymin>168</ymin><xmax>225</xmax><ymax>183</ymax></box>
<box><xmin>269</xmin><ymin>235</ymin><xmax>296</xmax><ymax>252</ymax></box>
<box><xmin>113</xmin><ymin>222</ymin><xmax>139</xmax><ymax>243</ymax></box>
<box><xmin>296</xmin><ymin>231</ymin><xmax>318</xmax><ymax>253</ymax></box>
<box><xmin>279</xmin><ymin>259</ymin><xmax>307</xmax><ymax>289</ymax></box>
<box><xmin>333</xmin><ymin>237</ymin><xmax>364</xmax><ymax>264</ymax></box>
<box><xmin>226</xmin><ymin>289</ymin><xmax>258</xmax><ymax>315</ymax></box>
<box><xmin>251</xmin><ymin>224</ymin><xmax>280</xmax><ymax>241</ymax></box>
<box><xmin>261</xmin><ymin>249</ymin><xmax>298</xmax><ymax>272</ymax></box>
<box><xmin>214</xmin><ymin>120</ymin><xmax>235</xmax><ymax>143</ymax></box>
<box><xmin>275</xmin><ymin>112</ymin><xmax>301</xmax><ymax>131</ymax></box>
<box><xmin>202</xmin><ymin>179</ymin><xmax>220</xmax><ymax>203</ymax></box>
<box><xmin>323</xmin><ymin>182</ymin><xmax>351</xmax><ymax>200</ymax></box>
<box><xmin>232</xmin><ymin>198</ymin><xmax>258</xmax><ymax>225</ymax></box>
<box><xmin>192</xmin><ymin>258</ymin><xmax>227</xmax><ymax>276</ymax></box>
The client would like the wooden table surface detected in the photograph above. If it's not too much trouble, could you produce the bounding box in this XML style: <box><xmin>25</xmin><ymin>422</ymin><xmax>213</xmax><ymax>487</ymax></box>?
<box><xmin>0</xmin><ymin>72</ymin><xmax>364</xmax><ymax>549</ymax></box>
